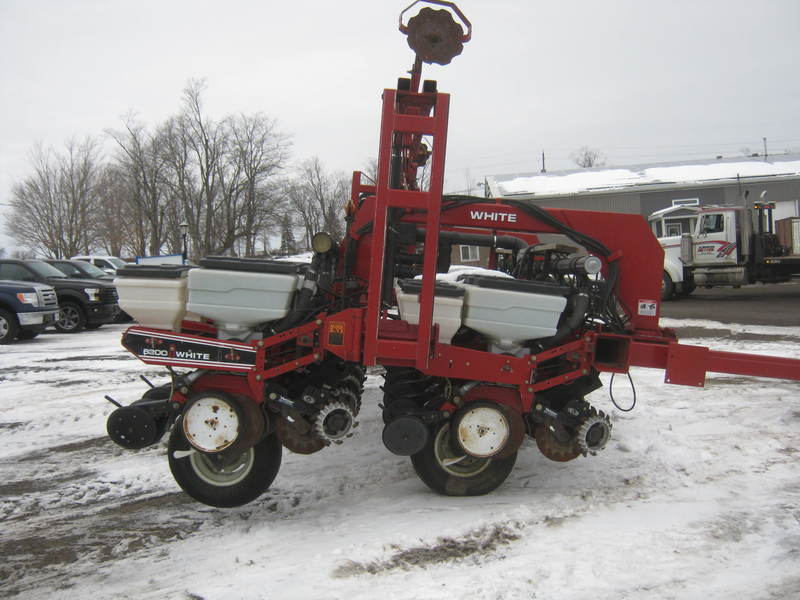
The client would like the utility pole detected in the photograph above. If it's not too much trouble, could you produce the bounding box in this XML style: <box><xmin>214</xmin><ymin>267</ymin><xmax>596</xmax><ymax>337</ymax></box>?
<box><xmin>540</xmin><ymin>151</ymin><xmax>546</xmax><ymax>173</ymax></box>
<box><xmin>763</xmin><ymin>137</ymin><xmax>768</xmax><ymax>162</ymax></box>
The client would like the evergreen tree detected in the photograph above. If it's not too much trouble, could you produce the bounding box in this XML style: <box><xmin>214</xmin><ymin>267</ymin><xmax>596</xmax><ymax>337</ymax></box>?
<box><xmin>280</xmin><ymin>214</ymin><xmax>297</xmax><ymax>256</ymax></box>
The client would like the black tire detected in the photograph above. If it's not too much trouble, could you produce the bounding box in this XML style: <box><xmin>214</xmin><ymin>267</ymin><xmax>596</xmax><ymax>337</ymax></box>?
<box><xmin>54</xmin><ymin>301</ymin><xmax>86</xmax><ymax>333</ymax></box>
<box><xmin>167</xmin><ymin>419</ymin><xmax>282</xmax><ymax>508</ymax></box>
<box><xmin>678</xmin><ymin>282</ymin><xmax>696</xmax><ymax>297</ymax></box>
<box><xmin>410</xmin><ymin>422</ymin><xmax>517</xmax><ymax>496</ymax></box>
<box><xmin>16</xmin><ymin>328</ymin><xmax>41</xmax><ymax>340</ymax></box>
<box><xmin>661</xmin><ymin>272</ymin><xmax>674</xmax><ymax>301</ymax></box>
<box><xmin>0</xmin><ymin>308</ymin><xmax>19</xmax><ymax>344</ymax></box>
<box><xmin>133</xmin><ymin>385</ymin><xmax>174</xmax><ymax>441</ymax></box>
<box><xmin>115</xmin><ymin>310</ymin><xmax>134</xmax><ymax>323</ymax></box>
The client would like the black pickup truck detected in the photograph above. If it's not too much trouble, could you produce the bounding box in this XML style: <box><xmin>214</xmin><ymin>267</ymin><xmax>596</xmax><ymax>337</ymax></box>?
<box><xmin>0</xmin><ymin>279</ymin><xmax>60</xmax><ymax>343</ymax></box>
<box><xmin>0</xmin><ymin>259</ymin><xmax>119</xmax><ymax>333</ymax></box>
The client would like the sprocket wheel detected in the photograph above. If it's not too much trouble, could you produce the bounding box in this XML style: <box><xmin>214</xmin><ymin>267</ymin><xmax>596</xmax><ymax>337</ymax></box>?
<box><xmin>314</xmin><ymin>401</ymin><xmax>355</xmax><ymax>444</ymax></box>
<box><xmin>534</xmin><ymin>422</ymin><xmax>582</xmax><ymax>462</ymax></box>
<box><xmin>576</xmin><ymin>410</ymin><xmax>612</xmax><ymax>455</ymax></box>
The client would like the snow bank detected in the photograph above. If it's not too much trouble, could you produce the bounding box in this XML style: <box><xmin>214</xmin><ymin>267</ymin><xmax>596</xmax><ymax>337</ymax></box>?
<box><xmin>1</xmin><ymin>321</ymin><xmax>799</xmax><ymax>599</ymax></box>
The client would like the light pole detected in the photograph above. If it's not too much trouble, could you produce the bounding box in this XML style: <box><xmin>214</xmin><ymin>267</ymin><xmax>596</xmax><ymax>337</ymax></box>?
<box><xmin>179</xmin><ymin>222</ymin><xmax>188</xmax><ymax>264</ymax></box>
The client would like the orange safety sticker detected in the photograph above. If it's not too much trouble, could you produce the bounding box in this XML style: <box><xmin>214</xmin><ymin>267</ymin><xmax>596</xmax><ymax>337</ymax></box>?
<box><xmin>328</xmin><ymin>321</ymin><xmax>345</xmax><ymax>346</ymax></box>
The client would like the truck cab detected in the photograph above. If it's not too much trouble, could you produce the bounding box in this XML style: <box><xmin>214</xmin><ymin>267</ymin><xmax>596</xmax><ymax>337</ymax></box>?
<box><xmin>654</xmin><ymin>202</ymin><xmax>800</xmax><ymax>298</ymax></box>
<box><xmin>690</xmin><ymin>208</ymin><xmax>739</xmax><ymax>267</ymax></box>
<box><xmin>648</xmin><ymin>205</ymin><xmax>699</xmax><ymax>299</ymax></box>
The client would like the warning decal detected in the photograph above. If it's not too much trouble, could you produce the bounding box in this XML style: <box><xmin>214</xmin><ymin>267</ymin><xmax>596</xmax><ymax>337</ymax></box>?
<box><xmin>328</xmin><ymin>321</ymin><xmax>345</xmax><ymax>346</ymax></box>
<box><xmin>637</xmin><ymin>300</ymin><xmax>658</xmax><ymax>316</ymax></box>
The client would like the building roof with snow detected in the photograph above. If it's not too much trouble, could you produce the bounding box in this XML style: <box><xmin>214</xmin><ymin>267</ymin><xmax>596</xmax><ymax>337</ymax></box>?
<box><xmin>486</xmin><ymin>154</ymin><xmax>800</xmax><ymax>199</ymax></box>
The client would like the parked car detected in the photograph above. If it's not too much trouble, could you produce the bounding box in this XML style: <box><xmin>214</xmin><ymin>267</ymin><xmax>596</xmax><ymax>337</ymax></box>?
<box><xmin>0</xmin><ymin>279</ymin><xmax>60</xmax><ymax>343</ymax></box>
<box><xmin>0</xmin><ymin>260</ymin><xmax>119</xmax><ymax>333</ymax></box>
<box><xmin>70</xmin><ymin>255</ymin><xmax>129</xmax><ymax>275</ymax></box>
<box><xmin>45</xmin><ymin>259</ymin><xmax>114</xmax><ymax>281</ymax></box>
<box><xmin>45</xmin><ymin>259</ymin><xmax>132</xmax><ymax>322</ymax></box>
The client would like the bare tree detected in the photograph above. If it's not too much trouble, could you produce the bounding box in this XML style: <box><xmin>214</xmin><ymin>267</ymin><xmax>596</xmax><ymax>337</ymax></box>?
<box><xmin>285</xmin><ymin>157</ymin><xmax>347</xmax><ymax>248</ymax></box>
<box><xmin>283</xmin><ymin>178</ymin><xmax>320</xmax><ymax>250</ymax></box>
<box><xmin>160</xmin><ymin>80</ymin><xmax>290</xmax><ymax>258</ymax></box>
<box><xmin>157</xmin><ymin>81</ymin><xmax>224</xmax><ymax>257</ymax></box>
<box><xmin>571</xmin><ymin>146</ymin><xmax>606</xmax><ymax>168</ymax></box>
<box><xmin>6</xmin><ymin>138</ymin><xmax>102</xmax><ymax>257</ymax></box>
<box><xmin>222</xmin><ymin>113</ymin><xmax>290</xmax><ymax>256</ymax></box>
<box><xmin>107</xmin><ymin>116</ymin><xmax>170</xmax><ymax>257</ymax></box>
<box><xmin>363</xmin><ymin>158</ymin><xmax>378</xmax><ymax>183</ymax></box>
<box><xmin>7</xmin><ymin>82</ymin><xmax>289</xmax><ymax>261</ymax></box>
<box><xmin>94</xmin><ymin>164</ymin><xmax>135</xmax><ymax>257</ymax></box>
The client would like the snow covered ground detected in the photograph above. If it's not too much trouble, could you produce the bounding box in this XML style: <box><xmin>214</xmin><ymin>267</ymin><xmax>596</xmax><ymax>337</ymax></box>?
<box><xmin>1</xmin><ymin>321</ymin><xmax>799</xmax><ymax>599</ymax></box>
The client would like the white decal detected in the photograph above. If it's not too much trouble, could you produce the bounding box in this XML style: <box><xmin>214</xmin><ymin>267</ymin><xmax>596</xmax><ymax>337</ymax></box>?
<box><xmin>469</xmin><ymin>210</ymin><xmax>518</xmax><ymax>223</ymax></box>
<box><xmin>175</xmin><ymin>350</ymin><xmax>211</xmax><ymax>361</ymax></box>
<box><xmin>637</xmin><ymin>300</ymin><xmax>658</xmax><ymax>316</ymax></box>
<box><xmin>142</xmin><ymin>348</ymin><xmax>168</xmax><ymax>357</ymax></box>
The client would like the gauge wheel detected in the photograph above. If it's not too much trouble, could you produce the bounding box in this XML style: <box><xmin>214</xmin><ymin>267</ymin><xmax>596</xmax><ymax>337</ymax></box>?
<box><xmin>132</xmin><ymin>385</ymin><xmax>174</xmax><ymax>442</ymax></box>
<box><xmin>167</xmin><ymin>418</ymin><xmax>282</xmax><ymax>508</ymax></box>
<box><xmin>0</xmin><ymin>308</ymin><xmax>19</xmax><ymax>344</ymax></box>
<box><xmin>661</xmin><ymin>272</ymin><xmax>674</xmax><ymax>301</ymax></box>
<box><xmin>410</xmin><ymin>422</ymin><xmax>517</xmax><ymax>496</ymax></box>
<box><xmin>54</xmin><ymin>301</ymin><xmax>86</xmax><ymax>333</ymax></box>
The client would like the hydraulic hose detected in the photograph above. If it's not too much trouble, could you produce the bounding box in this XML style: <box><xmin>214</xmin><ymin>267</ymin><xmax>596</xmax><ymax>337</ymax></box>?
<box><xmin>422</xmin><ymin>229</ymin><xmax>528</xmax><ymax>253</ymax></box>
<box><xmin>539</xmin><ymin>289</ymin><xmax>591</xmax><ymax>350</ymax></box>
<box><xmin>267</xmin><ymin>253</ymin><xmax>325</xmax><ymax>334</ymax></box>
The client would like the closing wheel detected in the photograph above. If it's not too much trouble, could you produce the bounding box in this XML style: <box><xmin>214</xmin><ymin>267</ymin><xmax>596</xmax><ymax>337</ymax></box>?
<box><xmin>410</xmin><ymin>422</ymin><xmax>517</xmax><ymax>496</ymax></box>
<box><xmin>534</xmin><ymin>422</ymin><xmax>581</xmax><ymax>462</ymax></box>
<box><xmin>167</xmin><ymin>419</ymin><xmax>282</xmax><ymax>508</ymax></box>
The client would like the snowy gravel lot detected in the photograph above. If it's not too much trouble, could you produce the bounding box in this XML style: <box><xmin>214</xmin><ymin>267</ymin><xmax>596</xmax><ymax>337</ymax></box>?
<box><xmin>1</xmin><ymin>321</ymin><xmax>799</xmax><ymax>599</ymax></box>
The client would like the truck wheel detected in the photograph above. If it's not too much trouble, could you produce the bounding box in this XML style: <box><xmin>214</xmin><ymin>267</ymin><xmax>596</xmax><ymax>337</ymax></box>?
<box><xmin>54</xmin><ymin>301</ymin><xmax>86</xmax><ymax>333</ymax></box>
<box><xmin>0</xmin><ymin>308</ymin><xmax>19</xmax><ymax>344</ymax></box>
<box><xmin>167</xmin><ymin>419</ymin><xmax>282</xmax><ymax>508</ymax></box>
<box><xmin>410</xmin><ymin>422</ymin><xmax>517</xmax><ymax>496</ymax></box>
<box><xmin>678</xmin><ymin>282</ymin><xmax>696</xmax><ymax>297</ymax></box>
<box><xmin>661</xmin><ymin>272</ymin><xmax>674</xmax><ymax>301</ymax></box>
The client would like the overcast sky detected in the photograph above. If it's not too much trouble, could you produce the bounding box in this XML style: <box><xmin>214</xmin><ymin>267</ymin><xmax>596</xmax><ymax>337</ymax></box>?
<box><xmin>2</xmin><ymin>0</ymin><xmax>799</xmax><ymax>252</ymax></box>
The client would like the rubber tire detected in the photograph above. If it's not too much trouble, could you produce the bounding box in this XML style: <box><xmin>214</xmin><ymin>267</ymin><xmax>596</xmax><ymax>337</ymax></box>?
<box><xmin>133</xmin><ymin>385</ymin><xmax>174</xmax><ymax>441</ymax></box>
<box><xmin>410</xmin><ymin>423</ymin><xmax>517</xmax><ymax>496</ymax></box>
<box><xmin>54</xmin><ymin>301</ymin><xmax>86</xmax><ymax>333</ymax></box>
<box><xmin>16</xmin><ymin>329</ymin><xmax>41</xmax><ymax>340</ymax></box>
<box><xmin>661</xmin><ymin>272</ymin><xmax>674</xmax><ymax>301</ymax></box>
<box><xmin>167</xmin><ymin>419</ymin><xmax>282</xmax><ymax>508</ymax></box>
<box><xmin>0</xmin><ymin>308</ymin><xmax>19</xmax><ymax>345</ymax></box>
<box><xmin>678</xmin><ymin>282</ymin><xmax>696</xmax><ymax>297</ymax></box>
